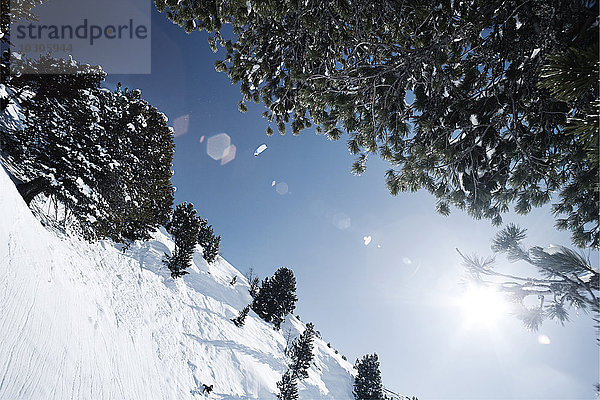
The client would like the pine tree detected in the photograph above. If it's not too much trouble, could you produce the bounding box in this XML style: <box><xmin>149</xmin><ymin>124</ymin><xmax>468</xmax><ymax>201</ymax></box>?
<box><xmin>94</xmin><ymin>85</ymin><xmax>175</xmax><ymax>242</ymax></box>
<box><xmin>0</xmin><ymin>0</ymin><xmax>46</xmax><ymax>45</ymax></box>
<box><xmin>353</xmin><ymin>354</ymin><xmax>384</xmax><ymax>400</ymax></box>
<box><xmin>156</xmin><ymin>0</ymin><xmax>599</xmax><ymax>248</ymax></box>
<box><xmin>537</xmin><ymin>41</ymin><xmax>599</xmax><ymax>248</ymax></box>
<box><xmin>244</xmin><ymin>268</ymin><xmax>261</xmax><ymax>298</ymax></box>
<box><xmin>165</xmin><ymin>203</ymin><xmax>201</xmax><ymax>278</ymax></box>
<box><xmin>2</xmin><ymin>56</ymin><xmax>108</xmax><ymax>214</ymax></box>
<box><xmin>251</xmin><ymin>276</ymin><xmax>274</xmax><ymax>325</ymax></box>
<box><xmin>276</xmin><ymin>369</ymin><xmax>298</xmax><ymax>400</ymax></box>
<box><xmin>251</xmin><ymin>267</ymin><xmax>297</xmax><ymax>329</ymax></box>
<box><xmin>198</xmin><ymin>218</ymin><xmax>220</xmax><ymax>263</ymax></box>
<box><xmin>248</xmin><ymin>276</ymin><xmax>260</xmax><ymax>298</ymax></box>
<box><xmin>205</xmin><ymin>234</ymin><xmax>221</xmax><ymax>263</ymax></box>
<box><xmin>459</xmin><ymin>224</ymin><xmax>600</xmax><ymax>333</ymax></box>
<box><xmin>1</xmin><ymin>55</ymin><xmax>174</xmax><ymax>242</ymax></box>
<box><xmin>231</xmin><ymin>305</ymin><xmax>250</xmax><ymax>327</ymax></box>
<box><xmin>288</xmin><ymin>322</ymin><xmax>315</xmax><ymax>379</ymax></box>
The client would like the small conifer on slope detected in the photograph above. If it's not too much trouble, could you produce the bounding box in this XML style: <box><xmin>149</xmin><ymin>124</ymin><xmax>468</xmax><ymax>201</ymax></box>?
<box><xmin>244</xmin><ymin>268</ymin><xmax>260</xmax><ymax>298</ymax></box>
<box><xmin>276</xmin><ymin>369</ymin><xmax>298</xmax><ymax>400</ymax></box>
<box><xmin>251</xmin><ymin>267</ymin><xmax>297</xmax><ymax>329</ymax></box>
<box><xmin>198</xmin><ymin>218</ymin><xmax>220</xmax><ymax>263</ymax></box>
<box><xmin>164</xmin><ymin>203</ymin><xmax>200</xmax><ymax>278</ymax></box>
<box><xmin>288</xmin><ymin>322</ymin><xmax>315</xmax><ymax>380</ymax></box>
<box><xmin>353</xmin><ymin>353</ymin><xmax>384</xmax><ymax>400</ymax></box>
<box><xmin>231</xmin><ymin>305</ymin><xmax>250</xmax><ymax>327</ymax></box>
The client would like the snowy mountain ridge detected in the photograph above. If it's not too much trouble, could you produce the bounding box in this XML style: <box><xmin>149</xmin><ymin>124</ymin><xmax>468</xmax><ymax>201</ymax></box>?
<box><xmin>0</xmin><ymin>165</ymin><xmax>358</xmax><ymax>399</ymax></box>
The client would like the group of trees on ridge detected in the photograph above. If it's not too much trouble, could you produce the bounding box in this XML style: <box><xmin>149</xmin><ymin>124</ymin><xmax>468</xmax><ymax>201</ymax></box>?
<box><xmin>232</xmin><ymin>267</ymin><xmax>298</xmax><ymax>329</ymax></box>
<box><xmin>1</xmin><ymin>5</ymin><xmax>221</xmax><ymax>271</ymax></box>
<box><xmin>2</xmin><ymin>56</ymin><xmax>174</xmax><ymax>243</ymax></box>
<box><xmin>231</xmin><ymin>267</ymin><xmax>414</xmax><ymax>400</ymax></box>
<box><xmin>164</xmin><ymin>202</ymin><xmax>222</xmax><ymax>278</ymax></box>
<box><xmin>228</xmin><ymin>267</ymin><xmax>317</xmax><ymax>399</ymax></box>
<box><xmin>1</xmin><ymin>56</ymin><xmax>222</xmax><ymax>270</ymax></box>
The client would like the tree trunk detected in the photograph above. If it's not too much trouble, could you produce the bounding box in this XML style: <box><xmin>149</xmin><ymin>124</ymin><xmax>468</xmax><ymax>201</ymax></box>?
<box><xmin>16</xmin><ymin>176</ymin><xmax>50</xmax><ymax>205</ymax></box>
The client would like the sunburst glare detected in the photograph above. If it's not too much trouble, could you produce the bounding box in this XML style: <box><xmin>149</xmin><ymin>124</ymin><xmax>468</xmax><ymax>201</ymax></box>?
<box><xmin>458</xmin><ymin>284</ymin><xmax>509</xmax><ymax>330</ymax></box>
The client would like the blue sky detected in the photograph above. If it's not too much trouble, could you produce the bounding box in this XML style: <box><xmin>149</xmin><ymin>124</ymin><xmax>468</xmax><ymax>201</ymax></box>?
<box><xmin>109</xmin><ymin>8</ymin><xmax>599</xmax><ymax>399</ymax></box>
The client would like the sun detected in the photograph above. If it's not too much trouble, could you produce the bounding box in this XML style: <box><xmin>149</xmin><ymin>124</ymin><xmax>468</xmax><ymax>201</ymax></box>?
<box><xmin>457</xmin><ymin>284</ymin><xmax>509</xmax><ymax>329</ymax></box>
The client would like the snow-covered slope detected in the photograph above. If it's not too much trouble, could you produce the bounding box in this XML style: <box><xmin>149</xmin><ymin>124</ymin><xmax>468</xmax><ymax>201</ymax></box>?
<box><xmin>0</xmin><ymin>166</ymin><xmax>355</xmax><ymax>399</ymax></box>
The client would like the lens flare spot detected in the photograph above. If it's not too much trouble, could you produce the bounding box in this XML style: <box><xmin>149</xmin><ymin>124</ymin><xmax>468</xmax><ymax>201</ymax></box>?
<box><xmin>207</xmin><ymin>133</ymin><xmax>237</xmax><ymax>165</ymax></box>
<box><xmin>220</xmin><ymin>144</ymin><xmax>237</xmax><ymax>165</ymax></box>
<box><xmin>172</xmin><ymin>114</ymin><xmax>190</xmax><ymax>137</ymax></box>
<box><xmin>275</xmin><ymin>182</ymin><xmax>289</xmax><ymax>195</ymax></box>
<box><xmin>332</xmin><ymin>213</ymin><xmax>351</xmax><ymax>230</ymax></box>
<box><xmin>538</xmin><ymin>335</ymin><xmax>551</xmax><ymax>345</ymax></box>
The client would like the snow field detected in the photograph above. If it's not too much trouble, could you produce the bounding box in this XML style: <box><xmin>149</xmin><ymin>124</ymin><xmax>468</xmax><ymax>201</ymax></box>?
<box><xmin>0</xmin><ymin>166</ymin><xmax>355</xmax><ymax>399</ymax></box>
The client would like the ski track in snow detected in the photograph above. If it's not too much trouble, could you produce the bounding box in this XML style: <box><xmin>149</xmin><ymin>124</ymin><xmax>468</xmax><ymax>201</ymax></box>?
<box><xmin>0</xmin><ymin>166</ymin><xmax>356</xmax><ymax>399</ymax></box>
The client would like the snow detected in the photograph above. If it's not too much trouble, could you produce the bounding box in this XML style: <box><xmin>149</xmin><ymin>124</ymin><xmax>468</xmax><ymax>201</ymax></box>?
<box><xmin>0</xmin><ymin>166</ymin><xmax>356</xmax><ymax>399</ymax></box>
<box><xmin>0</xmin><ymin>84</ymin><xmax>25</xmax><ymax>132</ymax></box>
<box><xmin>514</xmin><ymin>15</ymin><xmax>522</xmax><ymax>30</ymax></box>
<box><xmin>76</xmin><ymin>176</ymin><xmax>93</xmax><ymax>196</ymax></box>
